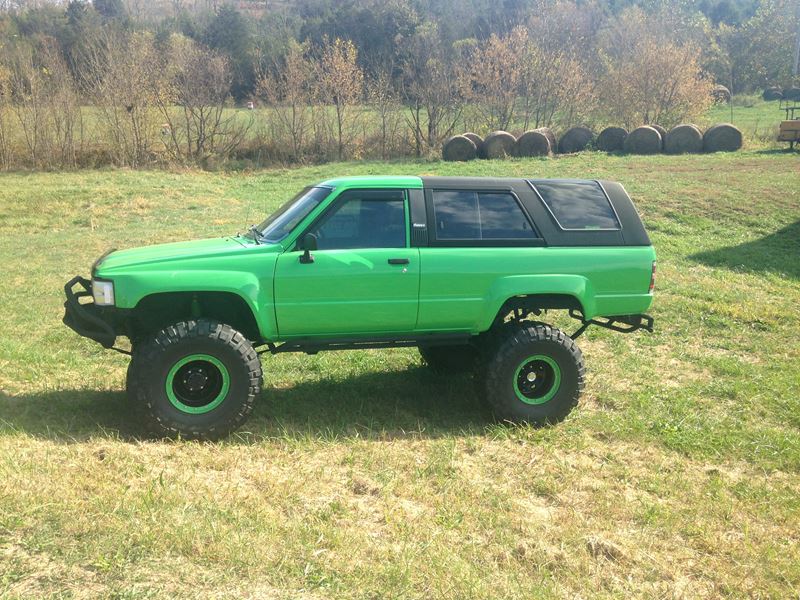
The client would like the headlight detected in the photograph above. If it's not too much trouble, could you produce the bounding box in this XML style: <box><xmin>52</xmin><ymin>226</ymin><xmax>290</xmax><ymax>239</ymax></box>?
<box><xmin>92</xmin><ymin>279</ymin><xmax>115</xmax><ymax>306</ymax></box>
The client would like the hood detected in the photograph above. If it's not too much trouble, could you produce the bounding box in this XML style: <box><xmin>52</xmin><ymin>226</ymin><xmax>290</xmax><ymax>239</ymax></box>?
<box><xmin>94</xmin><ymin>236</ymin><xmax>279</xmax><ymax>274</ymax></box>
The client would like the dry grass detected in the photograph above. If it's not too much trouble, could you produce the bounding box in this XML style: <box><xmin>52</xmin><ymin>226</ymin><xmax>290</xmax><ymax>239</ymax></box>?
<box><xmin>1</xmin><ymin>151</ymin><xmax>799</xmax><ymax>598</ymax></box>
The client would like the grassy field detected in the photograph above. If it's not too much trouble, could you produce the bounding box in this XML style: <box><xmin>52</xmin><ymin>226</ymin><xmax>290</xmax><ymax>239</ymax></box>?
<box><xmin>0</xmin><ymin>95</ymin><xmax>789</xmax><ymax>170</ymax></box>
<box><xmin>706</xmin><ymin>96</ymin><xmax>787</xmax><ymax>143</ymax></box>
<box><xmin>1</xmin><ymin>150</ymin><xmax>799</xmax><ymax>598</ymax></box>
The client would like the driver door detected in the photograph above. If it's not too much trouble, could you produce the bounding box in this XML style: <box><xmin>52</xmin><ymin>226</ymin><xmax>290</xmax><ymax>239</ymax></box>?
<box><xmin>274</xmin><ymin>189</ymin><xmax>420</xmax><ymax>337</ymax></box>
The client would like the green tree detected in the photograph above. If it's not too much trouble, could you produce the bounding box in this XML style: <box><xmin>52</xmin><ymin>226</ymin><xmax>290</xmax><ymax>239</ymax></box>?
<box><xmin>202</xmin><ymin>5</ymin><xmax>254</xmax><ymax>101</ymax></box>
<box><xmin>709</xmin><ymin>0</ymin><xmax>797</xmax><ymax>91</ymax></box>
<box><xmin>93</xmin><ymin>0</ymin><xmax>126</xmax><ymax>21</ymax></box>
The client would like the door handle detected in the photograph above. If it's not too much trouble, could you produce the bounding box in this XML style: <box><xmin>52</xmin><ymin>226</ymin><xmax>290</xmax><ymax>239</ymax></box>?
<box><xmin>388</xmin><ymin>258</ymin><xmax>410</xmax><ymax>265</ymax></box>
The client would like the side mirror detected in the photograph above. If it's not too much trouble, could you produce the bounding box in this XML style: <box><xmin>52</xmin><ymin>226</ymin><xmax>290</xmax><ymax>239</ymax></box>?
<box><xmin>299</xmin><ymin>233</ymin><xmax>317</xmax><ymax>264</ymax></box>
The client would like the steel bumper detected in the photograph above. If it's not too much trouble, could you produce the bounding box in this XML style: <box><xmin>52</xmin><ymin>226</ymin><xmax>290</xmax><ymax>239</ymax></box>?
<box><xmin>63</xmin><ymin>276</ymin><xmax>116</xmax><ymax>348</ymax></box>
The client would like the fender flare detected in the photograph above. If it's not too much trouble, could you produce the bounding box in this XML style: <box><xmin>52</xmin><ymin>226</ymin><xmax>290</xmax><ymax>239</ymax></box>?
<box><xmin>120</xmin><ymin>270</ymin><xmax>277</xmax><ymax>340</ymax></box>
<box><xmin>476</xmin><ymin>274</ymin><xmax>594</xmax><ymax>331</ymax></box>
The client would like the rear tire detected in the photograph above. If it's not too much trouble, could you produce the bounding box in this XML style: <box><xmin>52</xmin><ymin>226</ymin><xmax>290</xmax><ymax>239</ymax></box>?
<box><xmin>130</xmin><ymin>319</ymin><xmax>262</xmax><ymax>440</ymax></box>
<box><xmin>480</xmin><ymin>323</ymin><xmax>584</xmax><ymax>425</ymax></box>
<box><xmin>418</xmin><ymin>344</ymin><xmax>478</xmax><ymax>374</ymax></box>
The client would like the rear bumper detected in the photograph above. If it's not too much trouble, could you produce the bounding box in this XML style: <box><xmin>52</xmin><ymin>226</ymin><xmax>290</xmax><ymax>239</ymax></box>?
<box><xmin>63</xmin><ymin>276</ymin><xmax>116</xmax><ymax>348</ymax></box>
<box><xmin>568</xmin><ymin>309</ymin><xmax>654</xmax><ymax>339</ymax></box>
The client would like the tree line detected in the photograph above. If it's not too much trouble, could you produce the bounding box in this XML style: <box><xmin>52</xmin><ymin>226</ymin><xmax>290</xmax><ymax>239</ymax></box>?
<box><xmin>0</xmin><ymin>0</ymin><xmax>797</xmax><ymax>169</ymax></box>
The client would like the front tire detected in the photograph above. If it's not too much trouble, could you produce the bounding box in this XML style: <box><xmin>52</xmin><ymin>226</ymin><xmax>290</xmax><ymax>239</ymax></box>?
<box><xmin>131</xmin><ymin>319</ymin><xmax>262</xmax><ymax>440</ymax></box>
<box><xmin>481</xmin><ymin>324</ymin><xmax>584</xmax><ymax>425</ymax></box>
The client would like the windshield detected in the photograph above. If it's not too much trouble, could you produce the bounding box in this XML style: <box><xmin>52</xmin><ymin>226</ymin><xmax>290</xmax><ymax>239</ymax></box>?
<box><xmin>255</xmin><ymin>186</ymin><xmax>332</xmax><ymax>243</ymax></box>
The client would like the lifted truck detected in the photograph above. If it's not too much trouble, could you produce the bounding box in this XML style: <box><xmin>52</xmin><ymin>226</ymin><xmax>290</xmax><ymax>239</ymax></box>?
<box><xmin>64</xmin><ymin>176</ymin><xmax>656</xmax><ymax>440</ymax></box>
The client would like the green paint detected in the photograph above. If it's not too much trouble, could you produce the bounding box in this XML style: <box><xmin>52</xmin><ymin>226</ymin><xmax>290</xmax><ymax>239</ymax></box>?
<box><xmin>165</xmin><ymin>354</ymin><xmax>230</xmax><ymax>414</ymax></box>
<box><xmin>90</xmin><ymin>175</ymin><xmax>655</xmax><ymax>343</ymax></box>
<box><xmin>513</xmin><ymin>355</ymin><xmax>561</xmax><ymax>405</ymax></box>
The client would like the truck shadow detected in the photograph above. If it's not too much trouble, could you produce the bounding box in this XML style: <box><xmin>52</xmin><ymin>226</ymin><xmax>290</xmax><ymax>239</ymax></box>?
<box><xmin>0</xmin><ymin>367</ymin><xmax>490</xmax><ymax>443</ymax></box>
<box><xmin>690</xmin><ymin>220</ymin><xmax>800</xmax><ymax>279</ymax></box>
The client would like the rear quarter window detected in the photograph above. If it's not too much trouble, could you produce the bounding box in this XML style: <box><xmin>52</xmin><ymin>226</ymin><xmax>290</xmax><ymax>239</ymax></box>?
<box><xmin>531</xmin><ymin>180</ymin><xmax>620</xmax><ymax>230</ymax></box>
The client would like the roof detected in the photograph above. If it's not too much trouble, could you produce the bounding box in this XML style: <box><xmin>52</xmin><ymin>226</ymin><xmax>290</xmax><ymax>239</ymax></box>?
<box><xmin>317</xmin><ymin>176</ymin><xmax>606</xmax><ymax>189</ymax></box>
<box><xmin>309</xmin><ymin>175</ymin><xmax>649</xmax><ymax>247</ymax></box>
<box><xmin>317</xmin><ymin>175</ymin><xmax>423</xmax><ymax>188</ymax></box>
<box><xmin>421</xmin><ymin>176</ymin><xmax>602</xmax><ymax>187</ymax></box>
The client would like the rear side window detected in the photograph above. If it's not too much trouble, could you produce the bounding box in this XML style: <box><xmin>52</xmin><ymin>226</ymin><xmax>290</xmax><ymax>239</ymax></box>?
<box><xmin>532</xmin><ymin>180</ymin><xmax>620</xmax><ymax>230</ymax></box>
<box><xmin>432</xmin><ymin>191</ymin><xmax>536</xmax><ymax>240</ymax></box>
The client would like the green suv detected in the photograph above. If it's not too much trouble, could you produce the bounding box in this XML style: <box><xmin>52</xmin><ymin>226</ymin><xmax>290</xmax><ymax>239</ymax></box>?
<box><xmin>64</xmin><ymin>176</ymin><xmax>656</xmax><ymax>439</ymax></box>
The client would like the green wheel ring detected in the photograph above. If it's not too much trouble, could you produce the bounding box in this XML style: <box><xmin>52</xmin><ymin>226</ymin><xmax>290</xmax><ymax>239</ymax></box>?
<box><xmin>165</xmin><ymin>353</ymin><xmax>230</xmax><ymax>414</ymax></box>
<box><xmin>513</xmin><ymin>354</ymin><xmax>561</xmax><ymax>405</ymax></box>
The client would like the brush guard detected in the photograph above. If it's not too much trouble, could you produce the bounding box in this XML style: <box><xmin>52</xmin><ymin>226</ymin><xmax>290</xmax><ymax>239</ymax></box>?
<box><xmin>63</xmin><ymin>276</ymin><xmax>117</xmax><ymax>349</ymax></box>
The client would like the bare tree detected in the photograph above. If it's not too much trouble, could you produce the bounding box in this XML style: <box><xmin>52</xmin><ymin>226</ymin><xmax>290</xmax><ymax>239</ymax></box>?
<box><xmin>256</xmin><ymin>39</ymin><xmax>314</xmax><ymax>161</ymax></box>
<box><xmin>6</xmin><ymin>42</ymin><xmax>49</xmax><ymax>167</ymax></box>
<box><xmin>0</xmin><ymin>58</ymin><xmax>10</xmax><ymax>168</ymax></box>
<box><xmin>518</xmin><ymin>5</ymin><xmax>598</xmax><ymax>130</ymax></box>
<box><xmin>79</xmin><ymin>29</ymin><xmax>165</xmax><ymax>166</ymax></box>
<box><xmin>367</xmin><ymin>69</ymin><xmax>403</xmax><ymax>159</ymax></box>
<box><xmin>400</xmin><ymin>23</ymin><xmax>464</xmax><ymax>156</ymax></box>
<box><xmin>157</xmin><ymin>35</ymin><xmax>251</xmax><ymax>164</ymax></box>
<box><xmin>3</xmin><ymin>38</ymin><xmax>81</xmax><ymax>168</ymax></box>
<box><xmin>40</xmin><ymin>38</ymin><xmax>83</xmax><ymax>167</ymax></box>
<box><xmin>465</xmin><ymin>28</ymin><xmax>526</xmax><ymax>131</ymax></box>
<box><xmin>314</xmin><ymin>37</ymin><xmax>364</xmax><ymax>160</ymax></box>
<box><xmin>519</xmin><ymin>41</ymin><xmax>594</xmax><ymax>129</ymax></box>
<box><xmin>597</xmin><ymin>8</ymin><xmax>713</xmax><ymax>128</ymax></box>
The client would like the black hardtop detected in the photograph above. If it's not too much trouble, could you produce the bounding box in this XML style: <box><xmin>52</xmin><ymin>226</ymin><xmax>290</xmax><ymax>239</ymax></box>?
<box><xmin>420</xmin><ymin>176</ymin><xmax>651</xmax><ymax>247</ymax></box>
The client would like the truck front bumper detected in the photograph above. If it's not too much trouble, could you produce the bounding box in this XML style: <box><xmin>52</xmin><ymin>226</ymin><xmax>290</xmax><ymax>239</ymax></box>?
<box><xmin>63</xmin><ymin>276</ymin><xmax>117</xmax><ymax>348</ymax></box>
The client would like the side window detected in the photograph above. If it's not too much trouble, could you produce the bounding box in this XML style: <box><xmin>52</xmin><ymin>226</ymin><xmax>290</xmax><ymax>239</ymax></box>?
<box><xmin>310</xmin><ymin>192</ymin><xmax>406</xmax><ymax>250</ymax></box>
<box><xmin>432</xmin><ymin>190</ymin><xmax>536</xmax><ymax>240</ymax></box>
<box><xmin>532</xmin><ymin>180</ymin><xmax>620</xmax><ymax>230</ymax></box>
<box><xmin>431</xmin><ymin>191</ymin><xmax>480</xmax><ymax>239</ymax></box>
<box><xmin>478</xmin><ymin>192</ymin><xmax>537</xmax><ymax>239</ymax></box>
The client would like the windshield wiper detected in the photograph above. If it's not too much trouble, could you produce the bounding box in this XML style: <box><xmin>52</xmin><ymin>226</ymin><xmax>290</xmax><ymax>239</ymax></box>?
<box><xmin>248</xmin><ymin>225</ymin><xmax>263</xmax><ymax>245</ymax></box>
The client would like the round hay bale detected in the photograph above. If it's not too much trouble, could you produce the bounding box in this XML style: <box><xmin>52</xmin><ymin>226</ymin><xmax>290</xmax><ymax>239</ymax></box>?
<box><xmin>650</xmin><ymin>124</ymin><xmax>667</xmax><ymax>149</ymax></box>
<box><xmin>596</xmin><ymin>126</ymin><xmax>628</xmax><ymax>152</ymax></box>
<box><xmin>462</xmin><ymin>132</ymin><xmax>484</xmax><ymax>148</ymax></box>
<box><xmin>534</xmin><ymin>127</ymin><xmax>557</xmax><ymax>153</ymax></box>
<box><xmin>623</xmin><ymin>126</ymin><xmax>662</xmax><ymax>154</ymax></box>
<box><xmin>664</xmin><ymin>124</ymin><xmax>703</xmax><ymax>154</ymax></box>
<box><xmin>480</xmin><ymin>130</ymin><xmax>516</xmax><ymax>159</ymax></box>
<box><xmin>711</xmin><ymin>84</ymin><xmax>731</xmax><ymax>103</ymax></box>
<box><xmin>783</xmin><ymin>87</ymin><xmax>800</xmax><ymax>101</ymax></box>
<box><xmin>514</xmin><ymin>130</ymin><xmax>551</xmax><ymax>157</ymax></box>
<box><xmin>558</xmin><ymin>126</ymin><xmax>594</xmax><ymax>154</ymax></box>
<box><xmin>703</xmin><ymin>123</ymin><xmax>742</xmax><ymax>152</ymax></box>
<box><xmin>442</xmin><ymin>135</ymin><xmax>477</xmax><ymax>162</ymax></box>
<box><xmin>763</xmin><ymin>87</ymin><xmax>783</xmax><ymax>101</ymax></box>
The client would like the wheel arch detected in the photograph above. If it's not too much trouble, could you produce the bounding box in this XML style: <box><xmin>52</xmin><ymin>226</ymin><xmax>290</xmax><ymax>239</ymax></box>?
<box><xmin>129</xmin><ymin>291</ymin><xmax>263</xmax><ymax>342</ymax></box>
<box><xmin>478</xmin><ymin>274</ymin><xmax>595</xmax><ymax>332</ymax></box>
<box><xmin>489</xmin><ymin>294</ymin><xmax>585</xmax><ymax>330</ymax></box>
<box><xmin>477</xmin><ymin>275</ymin><xmax>595</xmax><ymax>332</ymax></box>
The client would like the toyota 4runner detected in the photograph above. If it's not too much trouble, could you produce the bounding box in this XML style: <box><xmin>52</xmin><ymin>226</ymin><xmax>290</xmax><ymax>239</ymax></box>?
<box><xmin>64</xmin><ymin>176</ymin><xmax>656</xmax><ymax>439</ymax></box>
